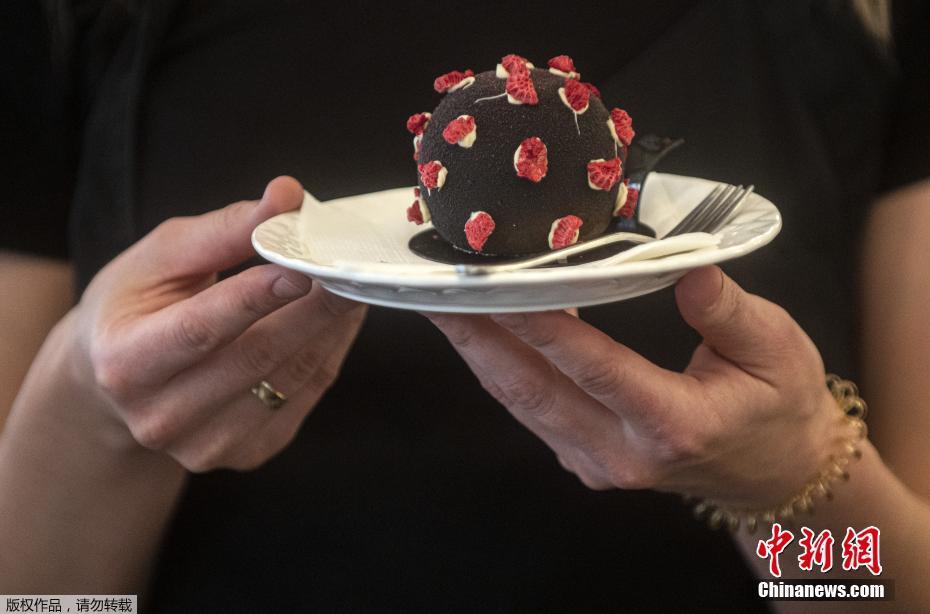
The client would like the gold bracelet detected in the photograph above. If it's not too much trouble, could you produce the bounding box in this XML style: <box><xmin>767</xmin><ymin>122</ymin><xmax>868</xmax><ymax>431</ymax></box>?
<box><xmin>689</xmin><ymin>374</ymin><xmax>868</xmax><ymax>534</ymax></box>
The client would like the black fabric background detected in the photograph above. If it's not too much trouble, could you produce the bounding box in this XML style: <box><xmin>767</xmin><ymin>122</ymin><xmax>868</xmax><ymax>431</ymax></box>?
<box><xmin>2</xmin><ymin>1</ymin><xmax>929</xmax><ymax>612</ymax></box>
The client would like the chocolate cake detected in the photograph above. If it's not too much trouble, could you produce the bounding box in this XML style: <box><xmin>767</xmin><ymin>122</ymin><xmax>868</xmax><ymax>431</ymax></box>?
<box><xmin>406</xmin><ymin>54</ymin><xmax>638</xmax><ymax>256</ymax></box>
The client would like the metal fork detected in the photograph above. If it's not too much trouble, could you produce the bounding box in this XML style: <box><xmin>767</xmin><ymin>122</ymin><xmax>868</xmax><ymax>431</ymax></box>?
<box><xmin>455</xmin><ymin>183</ymin><xmax>753</xmax><ymax>275</ymax></box>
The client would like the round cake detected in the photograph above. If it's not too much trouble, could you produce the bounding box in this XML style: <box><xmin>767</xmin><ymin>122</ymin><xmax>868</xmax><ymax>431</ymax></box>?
<box><xmin>405</xmin><ymin>54</ymin><xmax>639</xmax><ymax>256</ymax></box>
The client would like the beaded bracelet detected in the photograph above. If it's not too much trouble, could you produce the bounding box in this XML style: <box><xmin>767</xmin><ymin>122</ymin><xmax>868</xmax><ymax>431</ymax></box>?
<box><xmin>689</xmin><ymin>374</ymin><xmax>868</xmax><ymax>534</ymax></box>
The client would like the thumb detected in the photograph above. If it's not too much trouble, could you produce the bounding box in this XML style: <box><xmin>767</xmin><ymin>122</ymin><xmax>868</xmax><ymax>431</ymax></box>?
<box><xmin>145</xmin><ymin>175</ymin><xmax>305</xmax><ymax>276</ymax></box>
<box><xmin>675</xmin><ymin>266</ymin><xmax>799</xmax><ymax>373</ymax></box>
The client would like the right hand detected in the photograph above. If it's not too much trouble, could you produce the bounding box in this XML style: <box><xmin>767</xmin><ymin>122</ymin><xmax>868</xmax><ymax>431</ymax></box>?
<box><xmin>69</xmin><ymin>176</ymin><xmax>366</xmax><ymax>471</ymax></box>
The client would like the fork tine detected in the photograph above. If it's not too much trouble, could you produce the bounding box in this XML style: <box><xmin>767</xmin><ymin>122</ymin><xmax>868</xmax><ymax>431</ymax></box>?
<box><xmin>683</xmin><ymin>184</ymin><xmax>738</xmax><ymax>234</ymax></box>
<box><xmin>664</xmin><ymin>184</ymin><xmax>726</xmax><ymax>237</ymax></box>
<box><xmin>670</xmin><ymin>184</ymin><xmax>737</xmax><ymax>236</ymax></box>
<box><xmin>702</xmin><ymin>184</ymin><xmax>753</xmax><ymax>234</ymax></box>
<box><xmin>699</xmin><ymin>187</ymin><xmax>740</xmax><ymax>233</ymax></box>
<box><xmin>692</xmin><ymin>185</ymin><xmax>741</xmax><ymax>233</ymax></box>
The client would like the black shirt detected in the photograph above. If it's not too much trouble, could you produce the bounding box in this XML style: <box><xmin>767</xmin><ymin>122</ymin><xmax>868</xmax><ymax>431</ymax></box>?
<box><xmin>3</xmin><ymin>1</ymin><xmax>929</xmax><ymax>612</ymax></box>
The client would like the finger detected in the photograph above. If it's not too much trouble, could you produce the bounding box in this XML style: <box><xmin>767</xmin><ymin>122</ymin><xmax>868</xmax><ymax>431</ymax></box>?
<box><xmin>489</xmin><ymin>310</ymin><xmax>678</xmax><ymax>426</ymax></box>
<box><xmin>224</xmin><ymin>322</ymin><xmax>360</xmax><ymax>471</ymax></box>
<box><xmin>114</xmin><ymin>264</ymin><xmax>314</xmax><ymax>386</ymax></box>
<box><xmin>164</xmin><ymin>290</ymin><xmax>365</xmax><ymax>472</ymax></box>
<box><xmin>157</xmin><ymin>284</ymin><xmax>365</xmax><ymax>418</ymax></box>
<box><xmin>245</xmin><ymin>292</ymin><xmax>362</xmax><ymax>406</ymax></box>
<box><xmin>674</xmin><ymin>266</ymin><xmax>811</xmax><ymax>380</ymax></box>
<box><xmin>164</xmin><ymin>394</ymin><xmax>274</xmax><ymax>472</ymax></box>
<box><xmin>557</xmin><ymin>454</ymin><xmax>615</xmax><ymax>490</ymax></box>
<box><xmin>426</xmin><ymin>312</ymin><xmax>623</xmax><ymax>457</ymax></box>
<box><xmin>143</xmin><ymin>176</ymin><xmax>304</xmax><ymax>277</ymax></box>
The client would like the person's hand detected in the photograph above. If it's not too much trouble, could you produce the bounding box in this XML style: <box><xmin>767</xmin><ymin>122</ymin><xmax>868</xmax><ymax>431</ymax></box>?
<box><xmin>427</xmin><ymin>266</ymin><xmax>855</xmax><ymax>508</ymax></box>
<box><xmin>68</xmin><ymin>176</ymin><xmax>366</xmax><ymax>471</ymax></box>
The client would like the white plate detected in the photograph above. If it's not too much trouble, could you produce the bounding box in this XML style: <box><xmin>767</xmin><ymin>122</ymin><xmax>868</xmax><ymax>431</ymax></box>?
<box><xmin>252</xmin><ymin>173</ymin><xmax>781</xmax><ymax>312</ymax></box>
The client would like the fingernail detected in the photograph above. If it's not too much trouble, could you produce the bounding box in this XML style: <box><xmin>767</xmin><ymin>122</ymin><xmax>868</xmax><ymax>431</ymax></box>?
<box><xmin>272</xmin><ymin>273</ymin><xmax>312</xmax><ymax>299</ymax></box>
<box><xmin>261</xmin><ymin>176</ymin><xmax>304</xmax><ymax>214</ymax></box>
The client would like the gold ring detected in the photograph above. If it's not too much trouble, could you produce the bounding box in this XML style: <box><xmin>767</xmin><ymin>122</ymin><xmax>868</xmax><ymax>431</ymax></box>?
<box><xmin>251</xmin><ymin>380</ymin><xmax>288</xmax><ymax>410</ymax></box>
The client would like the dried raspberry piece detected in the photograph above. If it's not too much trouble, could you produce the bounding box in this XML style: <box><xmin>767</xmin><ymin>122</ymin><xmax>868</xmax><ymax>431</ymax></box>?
<box><xmin>434</xmin><ymin>69</ymin><xmax>475</xmax><ymax>93</ymax></box>
<box><xmin>406</xmin><ymin>200</ymin><xmax>432</xmax><ymax>224</ymax></box>
<box><xmin>406</xmin><ymin>201</ymin><xmax>424</xmax><ymax>224</ymax></box>
<box><xmin>587</xmin><ymin>157</ymin><xmax>622</xmax><ymax>191</ymax></box>
<box><xmin>442</xmin><ymin>115</ymin><xmax>477</xmax><ymax>147</ymax></box>
<box><xmin>498</xmin><ymin>53</ymin><xmax>532</xmax><ymax>77</ymax></box>
<box><xmin>513</xmin><ymin>137</ymin><xmax>548</xmax><ymax>183</ymax></box>
<box><xmin>412</xmin><ymin>134</ymin><xmax>422</xmax><ymax>161</ymax></box>
<box><xmin>418</xmin><ymin>160</ymin><xmax>447</xmax><ymax>190</ymax></box>
<box><xmin>548</xmin><ymin>215</ymin><xmax>584</xmax><ymax>249</ymax></box>
<box><xmin>464</xmin><ymin>211</ymin><xmax>495</xmax><ymax>252</ymax></box>
<box><xmin>582</xmin><ymin>82</ymin><xmax>601</xmax><ymax>98</ymax></box>
<box><xmin>407</xmin><ymin>187</ymin><xmax>431</xmax><ymax>224</ymax></box>
<box><xmin>619</xmin><ymin>186</ymin><xmax>639</xmax><ymax>219</ymax></box>
<box><xmin>608</xmin><ymin>108</ymin><xmax>635</xmax><ymax>146</ymax></box>
<box><xmin>561</xmin><ymin>78</ymin><xmax>590</xmax><ymax>112</ymax></box>
<box><xmin>505</xmin><ymin>71</ymin><xmax>538</xmax><ymax>105</ymax></box>
<box><xmin>548</xmin><ymin>55</ymin><xmax>577</xmax><ymax>75</ymax></box>
<box><xmin>406</xmin><ymin>112</ymin><xmax>432</xmax><ymax>135</ymax></box>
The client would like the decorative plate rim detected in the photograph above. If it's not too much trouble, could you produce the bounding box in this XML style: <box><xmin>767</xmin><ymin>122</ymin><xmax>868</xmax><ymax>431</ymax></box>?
<box><xmin>252</xmin><ymin>173</ymin><xmax>781</xmax><ymax>290</ymax></box>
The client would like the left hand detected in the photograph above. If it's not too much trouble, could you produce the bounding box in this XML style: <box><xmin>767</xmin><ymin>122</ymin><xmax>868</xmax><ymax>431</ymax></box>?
<box><xmin>426</xmin><ymin>265</ymin><xmax>854</xmax><ymax>508</ymax></box>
